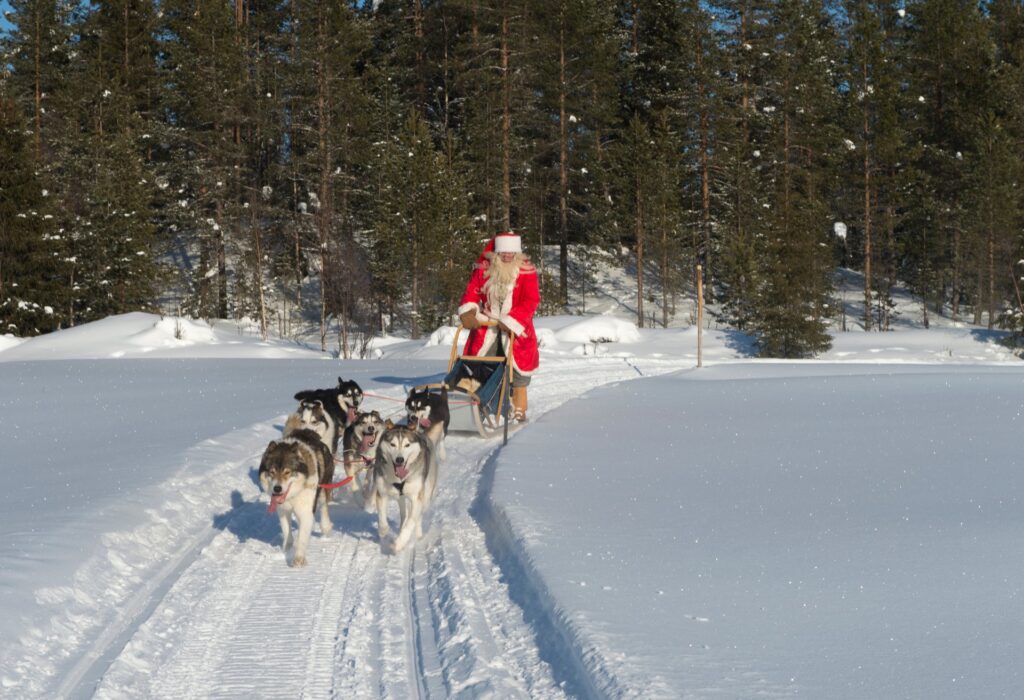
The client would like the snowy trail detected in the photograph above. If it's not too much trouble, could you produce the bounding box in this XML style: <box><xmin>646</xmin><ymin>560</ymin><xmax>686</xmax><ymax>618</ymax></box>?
<box><xmin>75</xmin><ymin>356</ymin><xmax>687</xmax><ymax>699</ymax></box>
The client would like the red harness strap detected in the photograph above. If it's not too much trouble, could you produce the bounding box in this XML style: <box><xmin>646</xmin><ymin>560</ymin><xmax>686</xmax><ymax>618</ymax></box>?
<box><xmin>319</xmin><ymin>476</ymin><xmax>354</xmax><ymax>491</ymax></box>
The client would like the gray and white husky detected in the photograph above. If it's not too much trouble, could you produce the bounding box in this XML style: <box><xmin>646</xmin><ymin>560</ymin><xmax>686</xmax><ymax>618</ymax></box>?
<box><xmin>342</xmin><ymin>410</ymin><xmax>393</xmax><ymax>499</ymax></box>
<box><xmin>405</xmin><ymin>385</ymin><xmax>449</xmax><ymax>463</ymax></box>
<box><xmin>258</xmin><ymin>428</ymin><xmax>334</xmax><ymax>567</ymax></box>
<box><xmin>370</xmin><ymin>425</ymin><xmax>439</xmax><ymax>554</ymax></box>
<box><xmin>284</xmin><ymin>399</ymin><xmax>339</xmax><ymax>455</ymax></box>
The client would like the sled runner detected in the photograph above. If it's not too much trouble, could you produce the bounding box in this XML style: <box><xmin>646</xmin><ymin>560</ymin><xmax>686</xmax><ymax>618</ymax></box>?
<box><xmin>423</xmin><ymin>320</ymin><xmax>516</xmax><ymax>443</ymax></box>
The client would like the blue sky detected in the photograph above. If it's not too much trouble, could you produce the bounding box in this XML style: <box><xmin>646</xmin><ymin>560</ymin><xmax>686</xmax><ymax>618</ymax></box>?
<box><xmin>0</xmin><ymin>2</ymin><xmax>12</xmax><ymax>36</ymax></box>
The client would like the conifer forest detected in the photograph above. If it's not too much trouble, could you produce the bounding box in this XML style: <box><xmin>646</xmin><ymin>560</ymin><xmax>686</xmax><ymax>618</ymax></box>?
<box><xmin>2</xmin><ymin>0</ymin><xmax>1024</xmax><ymax>357</ymax></box>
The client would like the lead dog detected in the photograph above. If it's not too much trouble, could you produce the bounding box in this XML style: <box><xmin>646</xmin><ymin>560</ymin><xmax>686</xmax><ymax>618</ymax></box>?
<box><xmin>283</xmin><ymin>399</ymin><xmax>339</xmax><ymax>455</ymax></box>
<box><xmin>293</xmin><ymin>377</ymin><xmax>364</xmax><ymax>442</ymax></box>
<box><xmin>341</xmin><ymin>410</ymin><xmax>393</xmax><ymax>499</ymax></box>
<box><xmin>405</xmin><ymin>385</ymin><xmax>449</xmax><ymax>462</ymax></box>
<box><xmin>258</xmin><ymin>428</ymin><xmax>334</xmax><ymax>567</ymax></box>
<box><xmin>370</xmin><ymin>425</ymin><xmax>439</xmax><ymax>553</ymax></box>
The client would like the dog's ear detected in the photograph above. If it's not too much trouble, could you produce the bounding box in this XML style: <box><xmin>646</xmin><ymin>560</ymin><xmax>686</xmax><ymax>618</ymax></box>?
<box><xmin>385</xmin><ymin>419</ymin><xmax>395</xmax><ymax>430</ymax></box>
<box><xmin>259</xmin><ymin>441</ymin><xmax>278</xmax><ymax>467</ymax></box>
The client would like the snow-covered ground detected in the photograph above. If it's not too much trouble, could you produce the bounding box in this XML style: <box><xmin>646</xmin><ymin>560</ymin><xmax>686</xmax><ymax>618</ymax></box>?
<box><xmin>1</xmin><ymin>297</ymin><xmax>1022</xmax><ymax>698</ymax></box>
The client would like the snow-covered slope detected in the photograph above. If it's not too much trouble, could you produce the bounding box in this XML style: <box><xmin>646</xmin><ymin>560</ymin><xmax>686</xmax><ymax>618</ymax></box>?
<box><xmin>0</xmin><ymin>302</ymin><xmax>1020</xmax><ymax>698</ymax></box>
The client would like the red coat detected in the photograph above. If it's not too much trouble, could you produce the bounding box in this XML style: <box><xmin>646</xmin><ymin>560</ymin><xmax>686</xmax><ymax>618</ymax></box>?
<box><xmin>457</xmin><ymin>254</ymin><xmax>540</xmax><ymax>375</ymax></box>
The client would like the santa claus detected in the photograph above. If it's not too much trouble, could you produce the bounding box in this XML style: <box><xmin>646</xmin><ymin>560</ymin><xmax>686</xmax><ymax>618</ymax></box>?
<box><xmin>457</xmin><ymin>231</ymin><xmax>540</xmax><ymax>422</ymax></box>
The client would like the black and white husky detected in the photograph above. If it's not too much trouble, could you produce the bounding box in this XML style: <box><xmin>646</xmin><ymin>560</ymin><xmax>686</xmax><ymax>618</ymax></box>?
<box><xmin>258</xmin><ymin>428</ymin><xmax>334</xmax><ymax>567</ymax></box>
<box><xmin>370</xmin><ymin>425</ymin><xmax>439</xmax><ymax>554</ymax></box>
<box><xmin>405</xmin><ymin>385</ymin><xmax>449</xmax><ymax>462</ymax></box>
<box><xmin>342</xmin><ymin>410</ymin><xmax>392</xmax><ymax>499</ymax></box>
<box><xmin>283</xmin><ymin>399</ymin><xmax>339</xmax><ymax>455</ymax></box>
<box><xmin>293</xmin><ymin>377</ymin><xmax>364</xmax><ymax>436</ymax></box>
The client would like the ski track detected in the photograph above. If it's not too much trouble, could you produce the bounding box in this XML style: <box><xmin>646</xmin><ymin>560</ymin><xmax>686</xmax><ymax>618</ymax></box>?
<box><xmin>67</xmin><ymin>357</ymin><xmax>688</xmax><ymax>699</ymax></box>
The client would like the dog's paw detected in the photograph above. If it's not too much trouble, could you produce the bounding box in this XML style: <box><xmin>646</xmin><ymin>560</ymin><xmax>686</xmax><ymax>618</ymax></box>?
<box><xmin>291</xmin><ymin>554</ymin><xmax>307</xmax><ymax>568</ymax></box>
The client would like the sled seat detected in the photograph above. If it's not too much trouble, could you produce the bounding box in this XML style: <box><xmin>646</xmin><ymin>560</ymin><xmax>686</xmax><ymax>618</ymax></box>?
<box><xmin>440</xmin><ymin>322</ymin><xmax>514</xmax><ymax>439</ymax></box>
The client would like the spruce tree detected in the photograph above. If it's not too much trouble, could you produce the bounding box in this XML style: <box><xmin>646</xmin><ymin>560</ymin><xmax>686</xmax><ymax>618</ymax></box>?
<box><xmin>841</xmin><ymin>0</ymin><xmax>906</xmax><ymax>330</ymax></box>
<box><xmin>0</xmin><ymin>0</ymin><xmax>74</xmax><ymax>165</ymax></box>
<box><xmin>714</xmin><ymin>0</ymin><xmax>774</xmax><ymax>331</ymax></box>
<box><xmin>902</xmin><ymin>0</ymin><xmax>991</xmax><ymax>322</ymax></box>
<box><xmin>371</xmin><ymin>111</ymin><xmax>473</xmax><ymax>338</ymax></box>
<box><xmin>0</xmin><ymin>96</ymin><xmax>66</xmax><ymax>334</ymax></box>
<box><xmin>751</xmin><ymin>0</ymin><xmax>840</xmax><ymax>357</ymax></box>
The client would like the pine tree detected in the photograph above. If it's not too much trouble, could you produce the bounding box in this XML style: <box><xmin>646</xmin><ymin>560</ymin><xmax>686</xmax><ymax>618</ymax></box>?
<box><xmin>158</xmin><ymin>0</ymin><xmax>250</xmax><ymax>320</ymax></box>
<box><xmin>714</xmin><ymin>0</ymin><xmax>774</xmax><ymax>331</ymax></box>
<box><xmin>287</xmin><ymin>0</ymin><xmax>371</xmax><ymax>348</ymax></box>
<box><xmin>0</xmin><ymin>0</ymin><xmax>74</xmax><ymax>165</ymax></box>
<box><xmin>750</xmin><ymin>0</ymin><xmax>840</xmax><ymax>357</ymax></box>
<box><xmin>841</xmin><ymin>0</ymin><xmax>906</xmax><ymax>330</ymax></box>
<box><xmin>524</xmin><ymin>0</ymin><xmax>621</xmax><ymax>306</ymax></box>
<box><xmin>371</xmin><ymin>111</ymin><xmax>473</xmax><ymax>339</ymax></box>
<box><xmin>44</xmin><ymin>1</ymin><xmax>165</xmax><ymax>324</ymax></box>
<box><xmin>0</xmin><ymin>95</ymin><xmax>67</xmax><ymax>334</ymax></box>
<box><xmin>902</xmin><ymin>0</ymin><xmax>992</xmax><ymax>323</ymax></box>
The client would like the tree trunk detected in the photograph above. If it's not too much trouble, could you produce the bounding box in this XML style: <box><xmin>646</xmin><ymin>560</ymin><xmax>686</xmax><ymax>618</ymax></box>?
<box><xmin>316</xmin><ymin>3</ymin><xmax>331</xmax><ymax>351</ymax></box>
<box><xmin>951</xmin><ymin>226</ymin><xmax>961</xmax><ymax>322</ymax></box>
<box><xmin>696</xmin><ymin>31</ymin><xmax>712</xmax><ymax>301</ymax></box>
<box><xmin>33</xmin><ymin>9</ymin><xmax>42</xmax><ymax>161</ymax></box>
<box><xmin>635</xmin><ymin>172</ymin><xmax>644</xmax><ymax>328</ymax></box>
<box><xmin>411</xmin><ymin>221</ymin><xmax>421</xmax><ymax>339</ymax></box>
<box><xmin>500</xmin><ymin>2</ymin><xmax>512</xmax><ymax>230</ymax></box>
<box><xmin>252</xmin><ymin>197</ymin><xmax>267</xmax><ymax>340</ymax></box>
<box><xmin>216</xmin><ymin>200</ymin><xmax>227</xmax><ymax>319</ymax></box>
<box><xmin>988</xmin><ymin>205</ymin><xmax>996</xmax><ymax>329</ymax></box>
<box><xmin>862</xmin><ymin>73</ymin><xmax>873</xmax><ymax>331</ymax></box>
<box><xmin>558</xmin><ymin>7</ymin><xmax>569</xmax><ymax>305</ymax></box>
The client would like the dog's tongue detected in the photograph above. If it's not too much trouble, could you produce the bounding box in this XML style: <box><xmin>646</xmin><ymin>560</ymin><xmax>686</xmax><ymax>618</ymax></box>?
<box><xmin>268</xmin><ymin>493</ymin><xmax>287</xmax><ymax>513</ymax></box>
<box><xmin>347</xmin><ymin>407</ymin><xmax>358</xmax><ymax>425</ymax></box>
<box><xmin>267</xmin><ymin>484</ymin><xmax>291</xmax><ymax>513</ymax></box>
<box><xmin>395</xmin><ymin>465</ymin><xmax>410</xmax><ymax>480</ymax></box>
<box><xmin>360</xmin><ymin>434</ymin><xmax>375</xmax><ymax>452</ymax></box>
<box><xmin>419</xmin><ymin>417</ymin><xmax>432</xmax><ymax>429</ymax></box>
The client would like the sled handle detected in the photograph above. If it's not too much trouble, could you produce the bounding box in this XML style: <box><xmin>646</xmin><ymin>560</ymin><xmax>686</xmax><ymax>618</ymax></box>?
<box><xmin>448</xmin><ymin>320</ymin><xmax>509</xmax><ymax>373</ymax></box>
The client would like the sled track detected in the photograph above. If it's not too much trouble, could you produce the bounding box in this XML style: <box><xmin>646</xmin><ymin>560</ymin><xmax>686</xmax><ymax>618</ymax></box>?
<box><xmin>58</xmin><ymin>522</ymin><xmax>230</xmax><ymax>700</ymax></box>
<box><xmin>76</xmin><ymin>358</ymin><xmax>685</xmax><ymax>699</ymax></box>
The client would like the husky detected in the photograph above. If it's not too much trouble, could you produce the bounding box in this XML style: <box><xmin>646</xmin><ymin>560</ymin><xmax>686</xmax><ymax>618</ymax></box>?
<box><xmin>370</xmin><ymin>425</ymin><xmax>439</xmax><ymax>553</ymax></box>
<box><xmin>341</xmin><ymin>410</ymin><xmax>393</xmax><ymax>499</ymax></box>
<box><xmin>283</xmin><ymin>398</ymin><xmax>339</xmax><ymax>454</ymax></box>
<box><xmin>293</xmin><ymin>377</ymin><xmax>364</xmax><ymax>433</ymax></box>
<box><xmin>258</xmin><ymin>428</ymin><xmax>335</xmax><ymax>567</ymax></box>
<box><xmin>405</xmin><ymin>385</ymin><xmax>449</xmax><ymax>462</ymax></box>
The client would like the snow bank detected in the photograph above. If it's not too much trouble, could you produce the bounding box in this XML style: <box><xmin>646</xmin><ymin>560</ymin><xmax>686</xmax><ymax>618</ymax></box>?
<box><xmin>487</xmin><ymin>363</ymin><xmax>1024</xmax><ymax>698</ymax></box>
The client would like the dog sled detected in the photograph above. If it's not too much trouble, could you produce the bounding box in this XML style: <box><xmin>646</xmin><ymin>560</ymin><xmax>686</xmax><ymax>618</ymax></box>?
<box><xmin>417</xmin><ymin>320</ymin><xmax>517</xmax><ymax>443</ymax></box>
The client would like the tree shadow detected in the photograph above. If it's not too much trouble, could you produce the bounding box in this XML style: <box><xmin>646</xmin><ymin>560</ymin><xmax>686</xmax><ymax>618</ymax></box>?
<box><xmin>721</xmin><ymin>328</ymin><xmax>758</xmax><ymax>356</ymax></box>
<box><xmin>969</xmin><ymin>328</ymin><xmax>1011</xmax><ymax>345</ymax></box>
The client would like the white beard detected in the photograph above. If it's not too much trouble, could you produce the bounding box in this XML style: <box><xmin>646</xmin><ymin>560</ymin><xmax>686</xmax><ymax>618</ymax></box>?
<box><xmin>483</xmin><ymin>254</ymin><xmax>522</xmax><ymax>316</ymax></box>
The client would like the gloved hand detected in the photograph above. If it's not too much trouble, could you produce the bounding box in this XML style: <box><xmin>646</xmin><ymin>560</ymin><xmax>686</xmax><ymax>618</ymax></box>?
<box><xmin>460</xmin><ymin>310</ymin><xmax>481</xmax><ymax>330</ymax></box>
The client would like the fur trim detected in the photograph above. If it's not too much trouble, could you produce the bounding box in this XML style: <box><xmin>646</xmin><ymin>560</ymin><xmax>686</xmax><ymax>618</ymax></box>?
<box><xmin>500</xmin><ymin>314</ymin><xmax>525</xmax><ymax>336</ymax></box>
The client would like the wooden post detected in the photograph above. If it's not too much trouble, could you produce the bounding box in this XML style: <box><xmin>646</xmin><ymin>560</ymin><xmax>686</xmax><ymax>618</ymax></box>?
<box><xmin>697</xmin><ymin>265</ymin><xmax>704</xmax><ymax>368</ymax></box>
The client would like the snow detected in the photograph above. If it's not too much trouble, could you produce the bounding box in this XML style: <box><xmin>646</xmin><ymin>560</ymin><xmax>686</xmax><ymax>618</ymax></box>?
<box><xmin>0</xmin><ymin>308</ymin><xmax>1022</xmax><ymax>698</ymax></box>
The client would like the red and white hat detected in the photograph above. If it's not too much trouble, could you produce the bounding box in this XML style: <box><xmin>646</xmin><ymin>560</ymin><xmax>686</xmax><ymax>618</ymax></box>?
<box><xmin>493</xmin><ymin>231</ymin><xmax>522</xmax><ymax>254</ymax></box>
